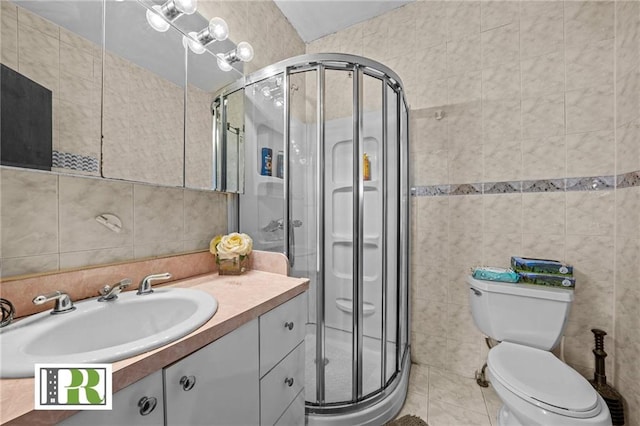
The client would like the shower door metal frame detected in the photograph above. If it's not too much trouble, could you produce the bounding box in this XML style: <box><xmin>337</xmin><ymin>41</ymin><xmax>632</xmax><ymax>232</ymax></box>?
<box><xmin>226</xmin><ymin>53</ymin><xmax>411</xmax><ymax>415</ymax></box>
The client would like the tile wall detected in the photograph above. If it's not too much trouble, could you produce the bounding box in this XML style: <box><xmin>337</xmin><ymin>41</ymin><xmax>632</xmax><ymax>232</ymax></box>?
<box><xmin>308</xmin><ymin>1</ymin><xmax>639</xmax><ymax>423</ymax></box>
<box><xmin>0</xmin><ymin>1</ymin><xmax>305</xmax><ymax>278</ymax></box>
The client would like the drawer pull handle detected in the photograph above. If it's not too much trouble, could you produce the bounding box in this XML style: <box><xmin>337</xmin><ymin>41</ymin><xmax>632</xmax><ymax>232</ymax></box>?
<box><xmin>138</xmin><ymin>396</ymin><xmax>157</xmax><ymax>416</ymax></box>
<box><xmin>284</xmin><ymin>322</ymin><xmax>294</xmax><ymax>331</ymax></box>
<box><xmin>180</xmin><ymin>375</ymin><xmax>196</xmax><ymax>391</ymax></box>
<box><xmin>284</xmin><ymin>377</ymin><xmax>294</xmax><ymax>387</ymax></box>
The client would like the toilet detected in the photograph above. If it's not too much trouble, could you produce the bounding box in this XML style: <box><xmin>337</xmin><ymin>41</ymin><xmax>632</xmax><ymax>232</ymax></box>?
<box><xmin>467</xmin><ymin>276</ymin><xmax>612</xmax><ymax>426</ymax></box>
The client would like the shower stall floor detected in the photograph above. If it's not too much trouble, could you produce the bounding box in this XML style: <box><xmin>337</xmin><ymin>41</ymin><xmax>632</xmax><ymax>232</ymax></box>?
<box><xmin>305</xmin><ymin>323</ymin><xmax>397</xmax><ymax>404</ymax></box>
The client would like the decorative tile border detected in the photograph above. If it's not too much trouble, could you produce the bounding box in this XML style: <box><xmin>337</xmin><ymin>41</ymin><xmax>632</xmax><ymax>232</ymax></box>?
<box><xmin>566</xmin><ymin>176</ymin><xmax>615</xmax><ymax>192</ymax></box>
<box><xmin>617</xmin><ymin>171</ymin><xmax>640</xmax><ymax>189</ymax></box>
<box><xmin>52</xmin><ymin>150</ymin><xmax>99</xmax><ymax>173</ymax></box>
<box><xmin>412</xmin><ymin>171</ymin><xmax>639</xmax><ymax>197</ymax></box>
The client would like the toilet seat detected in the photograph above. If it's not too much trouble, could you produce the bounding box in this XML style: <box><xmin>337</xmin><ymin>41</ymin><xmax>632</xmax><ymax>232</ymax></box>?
<box><xmin>488</xmin><ymin>342</ymin><xmax>601</xmax><ymax>419</ymax></box>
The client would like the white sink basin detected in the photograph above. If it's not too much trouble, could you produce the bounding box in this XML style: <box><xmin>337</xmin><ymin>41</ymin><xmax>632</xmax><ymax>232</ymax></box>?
<box><xmin>0</xmin><ymin>287</ymin><xmax>218</xmax><ymax>378</ymax></box>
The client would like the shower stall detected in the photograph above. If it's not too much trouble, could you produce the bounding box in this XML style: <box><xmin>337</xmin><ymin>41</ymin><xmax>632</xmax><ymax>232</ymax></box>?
<box><xmin>232</xmin><ymin>54</ymin><xmax>410</xmax><ymax>424</ymax></box>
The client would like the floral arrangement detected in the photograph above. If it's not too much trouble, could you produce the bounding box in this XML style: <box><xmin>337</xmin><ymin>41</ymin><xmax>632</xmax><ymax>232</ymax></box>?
<box><xmin>210</xmin><ymin>232</ymin><xmax>253</xmax><ymax>261</ymax></box>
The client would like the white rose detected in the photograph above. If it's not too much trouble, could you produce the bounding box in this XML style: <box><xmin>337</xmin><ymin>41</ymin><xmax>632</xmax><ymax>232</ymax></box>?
<box><xmin>217</xmin><ymin>233</ymin><xmax>253</xmax><ymax>259</ymax></box>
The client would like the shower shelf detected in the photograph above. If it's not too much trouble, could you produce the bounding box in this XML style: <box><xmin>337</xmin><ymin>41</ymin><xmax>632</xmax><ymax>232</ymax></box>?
<box><xmin>331</xmin><ymin>235</ymin><xmax>380</xmax><ymax>245</ymax></box>
<box><xmin>332</xmin><ymin>182</ymin><xmax>379</xmax><ymax>192</ymax></box>
<box><xmin>335</xmin><ymin>298</ymin><xmax>376</xmax><ymax>316</ymax></box>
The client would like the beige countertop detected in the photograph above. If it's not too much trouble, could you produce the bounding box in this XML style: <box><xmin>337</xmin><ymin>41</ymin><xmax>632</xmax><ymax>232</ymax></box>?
<box><xmin>0</xmin><ymin>270</ymin><xmax>309</xmax><ymax>425</ymax></box>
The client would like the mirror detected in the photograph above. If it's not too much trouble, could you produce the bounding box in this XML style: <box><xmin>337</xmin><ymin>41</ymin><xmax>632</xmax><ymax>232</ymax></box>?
<box><xmin>0</xmin><ymin>0</ymin><xmax>245</xmax><ymax>190</ymax></box>
<box><xmin>1</xmin><ymin>0</ymin><xmax>103</xmax><ymax>176</ymax></box>
<box><xmin>212</xmin><ymin>88</ymin><xmax>245</xmax><ymax>193</ymax></box>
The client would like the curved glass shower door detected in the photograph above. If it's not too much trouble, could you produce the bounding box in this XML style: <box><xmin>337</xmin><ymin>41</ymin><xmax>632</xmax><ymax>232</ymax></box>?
<box><xmin>237</xmin><ymin>54</ymin><xmax>409</xmax><ymax>423</ymax></box>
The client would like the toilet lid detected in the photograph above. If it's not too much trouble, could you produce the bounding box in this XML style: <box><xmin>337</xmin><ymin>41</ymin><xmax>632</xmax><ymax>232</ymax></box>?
<box><xmin>488</xmin><ymin>343</ymin><xmax>600</xmax><ymax>418</ymax></box>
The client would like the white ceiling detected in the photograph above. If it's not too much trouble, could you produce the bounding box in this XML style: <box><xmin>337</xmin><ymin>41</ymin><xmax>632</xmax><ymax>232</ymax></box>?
<box><xmin>273</xmin><ymin>0</ymin><xmax>414</xmax><ymax>43</ymax></box>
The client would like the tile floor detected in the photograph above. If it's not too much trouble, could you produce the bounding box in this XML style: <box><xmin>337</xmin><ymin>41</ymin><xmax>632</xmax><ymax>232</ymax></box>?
<box><xmin>394</xmin><ymin>364</ymin><xmax>503</xmax><ymax>426</ymax></box>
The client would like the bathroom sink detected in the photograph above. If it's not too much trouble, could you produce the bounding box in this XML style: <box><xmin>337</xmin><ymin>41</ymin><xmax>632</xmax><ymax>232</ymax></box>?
<box><xmin>0</xmin><ymin>287</ymin><xmax>218</xmax><ymax>378</ymax></box>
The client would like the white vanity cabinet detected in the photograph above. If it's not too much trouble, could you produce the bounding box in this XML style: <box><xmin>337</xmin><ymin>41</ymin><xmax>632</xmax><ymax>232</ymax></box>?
<box><xmin>58</xmin><ymin>292</ymin><xmax>307</xmax><ymax>426</ymax></box>
<box><xmin>259</xmin><ymin>292</ymin><xmax>306</xmax><ymax>425</ymax></box>
<box><xmin>58</xmin><ymin>370</ymin><xmax>164</xmax><ymax>426</ymax></box>
<box><xmin>164</xmin><ymin>319</ymin><xmax>260</xmax><ymax>426</ymax></box>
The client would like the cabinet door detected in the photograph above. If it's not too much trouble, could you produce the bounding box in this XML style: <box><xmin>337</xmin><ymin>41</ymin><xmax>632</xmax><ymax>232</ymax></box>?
<box><xmin>260</xmin><ymin>293</ymin><xmax>307</xmax><ymax>376</ymax></box>
<box><xmin>59</xmin><ymin>370</ymin><xmax>164</xmax><ymax>426</ymax></box>
<box><xmin>260</xmin><ymin>342</ymin><xmax>304</xmax><ymax>426</ymax></box>
<box><xmin>164</xmin><ymin>319</ymin><xmax>259</xmax><ymax>426</ymax></box>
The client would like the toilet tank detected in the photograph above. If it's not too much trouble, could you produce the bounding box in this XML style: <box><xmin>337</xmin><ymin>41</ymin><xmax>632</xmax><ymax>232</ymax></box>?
<box><xmin>467</xmin><ymin>276</ymin><xmax>574</xmax><ymax>350</ymax></box>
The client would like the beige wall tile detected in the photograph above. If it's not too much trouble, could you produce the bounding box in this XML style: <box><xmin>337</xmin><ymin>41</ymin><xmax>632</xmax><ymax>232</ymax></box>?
<box><xmin>445</xmin><ymin>338</ymin><xmax>482</xmax><ymax>379</ymax></box>
<box><xmin>482</xmin><ymin>61</ymin><xmax>520</xmax><ymax>101</ymax></box>
<box><xmin>616</xmin><ymin>70</ymin><xmax>640</xmax><ymax>126</ymax></box>
<box><xmin>520</xmin><ymin>1</ymin><xmax>564</xmax><ymax>59</ymax></box>
<box><xmin>566</xmin><ymin>130</ymin><xmax>615</xmax><ymax>177</ymax></box>
<box><xmin>521</xmin><ymin>135</ymin><xmax>566</xmax><ymax>180</ymax></box>
<box><xmin>616</xmin><ymin>120</ymin><xmax>640</xmax><ymax>174</ymax></box>
<box><xmin>447</xmin><ymin>35</ymin><xmax>482</xmax><ymax>76</ymax></box>
<box><xmin>134</xmin><ymin>241</ymin><xmax>186</xmax><ymax>260</ymax></box>
<box><xmin>566</xmin><ymin>191</ymin><xmax>615</xmax><ymax>236</ymax></box>
<box><xmin>415</xmin><ymin>2</ymin><xmax>448</xmax><ymax>50</ymax></box>
<box><xmin>481</xmin><ymin>23</ymin><xmax>519</xmax><ymax>69</ymax></box>
<box><xmin>565</xmin><ymin>85</ymin><xmax>614</xmax><ymax>134</ymax></box>
<box><xmin>59</xmin><ymin>247</ymin><xmax>134</xmax><ymax>271</ymax></box>
<box><xmin>521</xmin><ymin>94</ymin><xmax>565</xmax><ymax>140</ymax></box>
<box><xmin>483</xmin><ymin>194</ymin><xmax>522</xmax><ymax>234</ymax></box>
<box><xmin>58</xmin><ymin>176</ymin><xmax>133</xmax><ymax>253</ymax></box>
<box><xmin>1</xmin><ymin>169</ymin><xmax>58</xmax><ymax>258</ymax></box>
<box><xmin>483</xmin><ymin>232</ymin><xmax>522</xmax><ymax>268</ymax></box>
<box><xmin>133</xmin><ymin>185</ymin><xmax>184</xmax><ymax>246</ymax></box>
<box><xmin>447</xmin><ymin>1</ymin><xmax>481</xmax><ymax>41</ymax></box>
<box><xmin>564</xmin><ymin>1</ymin><xmax>614</xmax><ymax>47</ymax></box>
<box><xmin>1</xmin><ymin>1</ymin><xmax>18</xmax><ymax>69</ymax></box>
<box><xmin>481</xmin><ymin>0</ymin><xmax>519</xmax><ymax>32</ymax></box>
<box><xmin>1</xmin><ymin>254</ymin><xmax>59</xmax><ymax>278</ymax></box>
<box><xmin>484</xmin><ymin>138</ymin><xmax>522</xmax><ymax>182</ymax></box>
<box><xmin>483</xmin><ymin>98</ymin><xmax>521</xmax><ymax>143</ymax></box>
<box><xmin>522</xmin><ymin>192</ymin><xmax>565</xmax><ymax>235</ymax></box>
<box><xmin>522</xmin><ymin>234</ymin><xmax>565</xmax><ymax>263</ymax></box>
<box><xmin>566</xmin><ymin>39</ymin><xmax>614</xmax><ymax>91</ymax></box>
<box><xmin>521</xmin><ymin>51</ymin><xmax>565</xmax><ymax>98</ymax></box>
<box><xmin>447</xmin><ymin>71</ymin><xmax>482</xmax><ymax>105</ymax></box>
<box><xmin>184</xmin><ymin>189</ymin><xmax>228</xmax><ymax>241</ymax></box>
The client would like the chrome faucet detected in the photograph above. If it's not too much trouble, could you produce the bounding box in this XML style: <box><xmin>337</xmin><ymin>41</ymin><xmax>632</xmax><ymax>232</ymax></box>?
<box><xmin>98</xmin><ymin>279</ymin><xmax>131</xmax><ymax>302</ymax></box>
<box><xmin>137</xmin><ymin>273</ymin><xmax>172</xmax><ymax>295</ymax></box>
<box><xmin>33</xmin><ymin>291</ymin><xmax>75</xmax><ymax>314</ymax></box>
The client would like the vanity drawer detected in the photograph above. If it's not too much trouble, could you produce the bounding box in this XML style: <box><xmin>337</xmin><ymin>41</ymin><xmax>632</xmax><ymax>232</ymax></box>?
<box><xmin>274</xmin><ymin>390</ymin><xmax>305</xmax><ymax>426</ymax></box>
<box><xmin>260</xmin><ymin>292</ymin><xmax>306</xmax><ymax>376</ymax></box>
<box><xmin>260</xmin><ymin>342</ymin><xmax>305</xmax><ymax>426</ymax></box>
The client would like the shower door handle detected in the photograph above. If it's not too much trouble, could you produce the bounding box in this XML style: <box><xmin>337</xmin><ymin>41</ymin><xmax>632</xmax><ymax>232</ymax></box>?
<box><xmin>288</xmin><ymin>220</ymin><xmax>303</xmax><ymax>269</ymax></box>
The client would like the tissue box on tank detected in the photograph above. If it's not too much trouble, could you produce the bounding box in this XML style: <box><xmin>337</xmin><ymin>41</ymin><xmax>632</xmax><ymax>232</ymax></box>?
<box><xmin>511</xmin><ymin>256</ymin><xmax>573</xmax><ymax>276</ymax></box>
<box><xmin>518</xmin><ymin>272</ymin><xmax>576</xmax><ymax>289</ymax></box>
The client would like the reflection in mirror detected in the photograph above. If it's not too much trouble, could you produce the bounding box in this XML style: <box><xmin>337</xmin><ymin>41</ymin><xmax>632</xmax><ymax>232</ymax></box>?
<box><xmin>1</xmin><ymin>0</ymin><xmax>103</xmax><ymax>176</ymax></box>
<box><xmin>212</xmin><ymin>88</ymin><xmax>245</xmax><ymax>193</ymax></box>
<box><xmin>101</xmin><ymin>0</ymin><xmax>186</xmax><ymax>187</ymax></box>
<box><xmin>184</xmin><ymin>38</ymin><xmax>243</xmax><ymax>190</ymax></box>
<box><xmin>1</xmin><ymin>0</ymin><xmax>247</xmax><ymax>190</ymax></box>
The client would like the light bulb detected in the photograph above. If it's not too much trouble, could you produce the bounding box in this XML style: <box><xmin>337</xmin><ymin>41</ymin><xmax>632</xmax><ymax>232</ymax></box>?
<box><xmin>236</xmin><ymin>41</ymin><xmax>254</xmax><ymax>62</ymax></box>
<box><xmin>208</xmin><ymin>17</ymin><xmax>228</xmax><ymax>41</ymax></box>
<box><xmin>274</xmin><ymin>97</ymin><xmax>284</xmax><ymax>108</ymax></box>
<box><xmin>217</xmin><ymin>55</ymin><xmax>233</xmax><ymax>72</ymax></box>
<box><xmin>183</xmin><ymin>32</ymin><xmax>205</xmax><ymax>54</ymax></box>
<box><xmin>261</xmin><ymin>86</ymin><xmax>272</xmax><ymax>98</ymax></box>
<box><xmin>175</xmin><ymin>0</ymin><xmax>197</xmax><ymax>15</ymax></box>
<box><xmin>146</xmin><ymin>6</ymin><xmax>170</xmax><ymax>32</ymax></box>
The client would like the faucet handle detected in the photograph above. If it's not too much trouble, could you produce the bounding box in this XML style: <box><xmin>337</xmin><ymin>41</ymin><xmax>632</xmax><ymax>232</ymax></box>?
<box><xmin>137</xmin><ymin>273</ymin><xmax>172</xmax><ymax>295</ymax></box>
<box><xmin>33</xmin><ymin>291</ymin><xmax>75</xmax><ymax>314</ymax></box>
<box><xmin>98</xmin><ymin>278</ymin><xmax>131</xmax><ymax>302</ymax></box>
